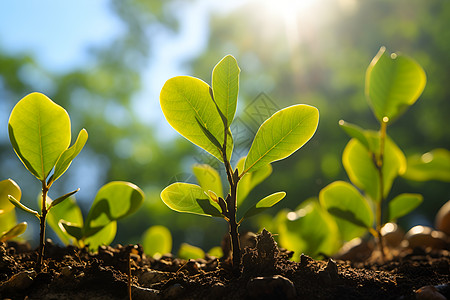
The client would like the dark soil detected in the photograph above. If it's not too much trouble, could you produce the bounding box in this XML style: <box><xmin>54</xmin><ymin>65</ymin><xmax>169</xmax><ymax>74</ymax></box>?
<box><xmin>1</xmin><ymin>229</ymin><xmax>449</xmax><ymax>300</ymax></box>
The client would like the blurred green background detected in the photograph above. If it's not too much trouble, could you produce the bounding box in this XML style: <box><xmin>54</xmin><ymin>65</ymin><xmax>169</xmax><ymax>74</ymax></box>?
<box><xmin>0</xmin><ymin>0</ymin><xmax>449</xmax><ymax>252</ymax></box>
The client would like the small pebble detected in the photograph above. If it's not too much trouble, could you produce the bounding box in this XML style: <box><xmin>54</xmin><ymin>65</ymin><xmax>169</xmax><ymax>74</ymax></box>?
<box><xmin>416</xmin><ymin>285</ymin><xmax>446</xmax><ymax>300</ymax></box>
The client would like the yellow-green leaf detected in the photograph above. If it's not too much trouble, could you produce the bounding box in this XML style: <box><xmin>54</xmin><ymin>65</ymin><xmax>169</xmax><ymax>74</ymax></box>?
<box><xmin>0</xmin><ymin>179</ymin><xmax>21</xmax><ymax>214</ymax></box>
<box><xmin>388</xmin><ymin>193</ymin><xmax>423</xmax><ymax>221</ymax></box>
<box><xmin>244</xmin><ymin>104</ymin><xmax>319</xmax><ymax>174</ymax></box>
<box><xmin>242</xmin><ymin>191</ymin><xmax>285</xmax><ymax>220</ymax></box>
<box><xmin>192</xmin><ymin>164</ymin><xmax>223</xmax><ymax>199</ymax></box>
<box><xmin>8</xmin><ymin>92</ymin><xmax>71</xmax><ymax>181</ymax></box>
<box><xmin>142</xmin><ymin>225</ymin><xmax>172</xmax><ymax>258</ymax></box>
<box><xmin>402</xmin><ymin>149</ymin><xmax>450</xmax><ymax>182</ymax></box>
<box><xmin>235</xmin><ymin>157</ymin><xmax>272</xmax><ymax>205</ymax></box>
<box><xmin>0</xmin><ymin>222</ymin><xmax>27</xmax><ymax>242</ymax></box>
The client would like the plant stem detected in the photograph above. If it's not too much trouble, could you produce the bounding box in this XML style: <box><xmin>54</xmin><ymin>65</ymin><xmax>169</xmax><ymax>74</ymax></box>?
<box><xmin>375</xmin><ymin>119</ymin><xmax>388</xmax><ymax>259</ymax></box>
<box><xmin>37</xmin><ymin>181</ymin><xmax>49</xmax><ymax>272</ymax></box>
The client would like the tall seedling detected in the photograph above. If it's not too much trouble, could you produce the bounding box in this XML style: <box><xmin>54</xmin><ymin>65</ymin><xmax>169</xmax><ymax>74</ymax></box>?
<box><xmin>160</xmin><ymin>55</ymin><xmax>319</xmax><ymax>273</ymax></box>
<box><xmin>8</xmin><ymin>92</ymin><xmax>88</xmax><ymax>272</ymax></box>
<box><xmin>320</xmin><ymin>47</ymin><xmax>426</xmax><ymax>257</ymax></box>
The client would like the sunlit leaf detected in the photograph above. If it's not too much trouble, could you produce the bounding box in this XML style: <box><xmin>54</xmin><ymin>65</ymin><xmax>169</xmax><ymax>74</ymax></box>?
<box><xmin>8</xmin><ymin>195</ymin><xmax>39</xmax><ymax>218</ymax></box>
<box><xmin>366</xmin><ymin>47</ymin><xmax>426</xmax><ymax>123</ymax></box>
<box><xmin>59</xmin><ymin>220</ymin><xmax>84</xmax><ymax>241</ymax></box>
<box><xmin>244</xmin><ymin>104</ymin><xmax>319</xmax><ymax>174</ymax></box>
<box><xmin>319</xmin><ymin>181</ymin><xmax>373</xmax><ymax>240</ymax></box>
<box><xmin>84</xmin><ymin>221</ymin><xmax>117</xmax><ymax>252</ymax></box>
<box><xmin>343</xmin><ymin>133</ymin><xmax>406</xmax><ymax>202</ymax></box>
<box><xmin>160</xmin><ymin>76</ymin><xmax>233</xmax><ymax>161</ymax></box>
<box><xmin>45</xmin><ymin>196</ymin><xmax>83</xmax><ymax>245</ymax></box>
<box><xmin>402</xmin><ymin>149</ymin><xmax>450</xmax><ymax>182</ymax></box>
<box><xmin>388</xmin><ymin>193</ymin><xmax>423</xmax><ymax>221</ymax></box>
<box><xmin>160</xmin><ymin>182</ymin><xmax>222</xmax><ymax>217</ymax></box>
<box><xmin>8</xmin><ymin>92</ymin><xmax>71</xmax><ymax>181</ymax></box>
<box><xmin>0</xmin><ymin>179</ymin><xmax>22</xmax><ymax>214</ymax></box>
<box><xmin>241</xmin><ymin>192</ymin><xmax>286</xmax><ymax>220</ymax></box>
<box><xmin>338</xmin><ymin>120</ymin><xmax>371</xmax><ymax>150</ymax></box>
<box><xmin>212</xmin><ymin>55</ymin><xmax>240</xmax><ymax>126</ymax></box>
<box><xmin>142</xmin><ymin>225</ymin><xmax>172</xmax><ymax>258</ymax></box>
<box><xmin>0</xmin><ymin>210</ymin><xmax>17</xmax><ymax>235</ymax></box>
<box><xmin>178</xmin><ymin>243</ymin><xmax>205</xmax><ymax>260</ymax></box>
<box><xmin>48</xmin><ymin>189</ymin><xmax>79</xmax><ymax>210</ymax></box>
<box><xmin>207</xmin><ymin>246</ymin><xmax>223</xmax><ymax>258</ymax></box>
<box><xmin>84</xmin><ymin>181</ymin><xmax>144</xmax><ymax>237</ymax></box>
<box><xmin>193</xmin><ymin>164</ymin><xmax>223</xmax><ymax>199</ymax></box>
<box><xmin>235</xmin><ymin>157</ymin><xmax>272</xmax><ymax>205</ymax></box>
<box><xmin>52</xmin><ymin>129</ymin><xmax>88</xmax><ymax>183</ymax></box>
<box><xmin>0</xmin><ymin>222</ymin><xmax>27</xmax><ymax>242</ymax></box>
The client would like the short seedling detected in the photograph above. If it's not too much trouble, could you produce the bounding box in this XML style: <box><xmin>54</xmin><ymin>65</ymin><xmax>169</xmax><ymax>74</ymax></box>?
<box><xmin>319</xmin><ymin>47</ymin><xmax>426</xmax><ymax>257</ymax></box>
<box><xmin>55</xmin><ymin>181</ymin><xmax>145</xmax><ymax>251</ymax></box>
<box><xmin>8</xmin><ymin>92</ymin><xmax>88</xmax><ymax>271</ymax></box>
<box><xmin>159</xmin><ymin>55</ymin><xmax>319</xmax><ymax>273</ymax></box>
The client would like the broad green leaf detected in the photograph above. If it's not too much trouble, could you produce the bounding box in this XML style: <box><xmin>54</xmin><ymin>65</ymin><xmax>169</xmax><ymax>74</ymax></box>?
<box><xmin>212</xmin><ymin>55</ymin><xmax>240</xmax><ymax>126</ymax></box>
<box><xmin>319</xmin><ymin>181</ymin><xmax>373</xmax><ymax>240</ymax></box>
<box><xmin>142</xmin><ymin>225</ymin><xmax>172</xmax><ymax>258</ymax></box>
<box><xmin>277</xmin><ymin>200</ymin><xmax>341</xmax><ymax>260</ymax></box>
<box><xmin>207</xmin><ymin>246</ymin><xmax>223</xmax><ymax>258</ymax></box>
<box><xmin>160</xmin><ymin>76</ymin><xmax>233</xmax><ymax>161</ymax></box>
<box><xmin>0</xmin><ymin>222</ymin><xmax>27</xmax><ymax>242</ymax></box>
<box><xmin>84</xmin><ymin>181</ymin><xmax>144</xmax><ymax>237</ymax></box>
<box><xmin>45</xmin><ymin>196</ymin><xmax>83</xmax><ymax>245</ymax></box>
<box><xmin>178</xmin><ymin>243</ymin><xmax>205</xmax><ymax>260</ymax></box>
<box><xmin>338</xmin><ymin>120</ymin><xmax>371</xmax><ymax>150</ymax></box>
<box><xmin>160</xmin><ymin>182</ymin><xmax>222</xmax><ymax>217</ymax></box>
<box><xmin>193</xmin><ymin>164</ymin><xmax>223</xmax><ymax>199</ymax></box>
<box><xmin>52</xmin><ymin>129</ymin><xmax>88</xmax><ymax>183</ymax></box>
<box><xmin>59</xmin><ymin>220</ymin><xmax>84</xmax><ymax>241</ymax></box>
<box><xmin>84</xmin><ymin>221</ymin><xmax>117</xmax><ymax>252</ymax></box>
<box><xmin>366</xmin><ymin>47</ymin><xmax>426</xmax><ymax>123</ymax></box>
<box><xmin>0</xmin><ymin>179</ymin><xmax>22</xmax><ymax>214</ymax></box>
<box><xmin>241</xmin><ymin>192</ymin><xmax>286</xmax><ymax>220</ymax></box>
<box><xmin>244</xmin><ymin>104</ymin><xmax>319</xmax><ymax>174</ymax></box>
<box><xmin>388</xmin><ymin>193</ymin><xmax>423</xmax><ymax>221</ymax></box>
<box><xmin>235</xmin><ymin>157</ymin><xmax>272</xmax><ymax>205</ymax></box>
<box><xmin>8</xmin><ymin>92</ymin><xmax>71</xmax><ymax>181</ymax></box>
<box><xmin>8</xmin><ymin>195</ymin><xmax>39</xmax><ymax>218</ymax></box>
<box><xmin>0</xmin><ymin>210</ymin><xmax>17</xmax><ymax>234</ymax></box>
<box><xmin>343</xmin><ymin>133</ymin><xmax>406</xmax><ymax>202</ymax></box>
<box><xmin>402</xmin><ymin>149</ymin><xmax>450</xmax><ymax>182</ymax></box>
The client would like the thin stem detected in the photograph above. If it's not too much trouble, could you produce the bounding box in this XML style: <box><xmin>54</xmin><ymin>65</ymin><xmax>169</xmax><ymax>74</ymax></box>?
<box><xmin>375</xmin><ymin>119</ymin><xmax>388</xmax><ymax>259</ymax></box>
<box><xmin>37</xmin><ymin>181</ymin><xmax>49</xmax><ymax>272</ymax></box>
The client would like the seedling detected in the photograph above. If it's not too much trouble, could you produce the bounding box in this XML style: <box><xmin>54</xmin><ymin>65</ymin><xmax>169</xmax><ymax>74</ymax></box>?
<box><xmin>0</xmin><ymin>179</ymin><xmax>28</xmax><ymax>242</ymax></box>
<box><xmin>7</xmin><ymin>92</ymin><xmax>88</xmax><ymax>271</ymax></box>
<box><xmin>319</xmin><ymin>47</ymin><xmax>426</xmax><ymax>257</ymax></box>
<box><xmin>54</xmin><ymin>181</ymin><xmax>145</xmax><ymax>251</ymax></box>
<box><xmin>159</xmin><ymin>55</ymin><xmax>319</xmax><ymax>272</ymax></box>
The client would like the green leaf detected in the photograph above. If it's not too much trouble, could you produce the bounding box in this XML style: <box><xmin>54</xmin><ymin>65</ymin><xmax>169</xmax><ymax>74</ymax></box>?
<box><xmin>402</xmin><ymin>149</ymin><xmax>450</xmax><ymax>182</ymax></box>
<box><xmin>177</xmin><ymin>243</ymin><xmax>205</xmax><ymax>260</ymax></box>
<box><xmin>212</xmin><ymin>55</ymin><xmax>240</xmax><ymax>126</ymax></box>
<box><xmin>84</xmin><ymin>181</ymin><xmax>144</xmax><ymax>237</ymax></box>
<box><xmin>343</xmin><ymin>134</ymin><xmax>406</xmax><ymax>202</ymax></box>
<box><xmin>0</xmin><ymin>179</ymin><xmax>22</xmax><ymax>214</ymax></box>
<box><xmin>235</xmin><ymin>157</ymin><xmax>272</xmax><ymax>205</ymax></box>
<box><xmin>338</xmin><ymin>120</ymin><xmax>371</xmax><ymax>150</ymax></box>
<box><xmin>48</xmin><ymin>189</ymin><xmax>80</xmax><ymax>210</ymax></box>
<box><xmin>207</xmin><ymin>246</ymin><xmax>223</xmax><ymax>258</ymax></box>
<box><xmin>192</xmin><ymin>164</ymin><xmax>223</xmax><ymax>199</ymax></box>
<box><xmin>388</xmin><ymin>193</ymin><xmax>423</xmax><ymax>222</ymax></box>
<box><xmin>319</xmin><ymin>181</ymin><xmax>373</xmax><ymax>240</ymax></box>
<box><xmin>241</xmin><ymin>192</ymin><xmax>285</xmax><ymax>220</ymax></box>
<box><xmin>46</xmin><ymin>196</ymin><xmax>83</xmax><ymax>245</ymax></box>
<box><xmin>160</xmin><ymin>182</ymin><xmax>222</xmax><ymax>217</ymax></box>
<box><xmin>8</xmin><ymin>92</ymin><xmax>71</xmax><ymax>181</ymax></box>
<box><xmin>366</xmin><ymin>47</ymin><xmax>426</xmax><ymax>123</ymax></box>
<box><xmin>8</xmin><ymin>195</ymin><xmax>39</xmax><ymax>218</ymax></box>
<box><xmin>59</xmin><ymin>220</ymin><xmax>84</xmax><ymax>241</ymax></box>
<box><xmin>84</xmin><ymin>221</ymin><xmax>117</xmax><ymax>252</ymax></box>
<box><xmin>0</xmin><ymin>210</ymin><xmax>17</xmax><ymax>234</ymax></box>
<box><xmin>277</xmin><ymin>200</ymin><xmax>341</xmax><ymax>260</ymax></box>
<box><xmin>142</xmin><ymin>225</ymin><xmax>172</xmax><ymax>258</ymax></box>
<box><xmin>52</xmin><ymin>129</ymin><xmax>88</xmax><ymax>184</ymax></box>
<box><xmin>244</xmin><ymin>104</ymin><xmax>319</xmax><ymax>174</ymax></box>
<box><xmin>160</xmin><ymin>76</ymin><xmax>233</xmax><ymax>161</ymax></box>
<box><xmin>0</xmin><ymin>222</ymin><xmax>27</xmax><ymax>242</ymax></box>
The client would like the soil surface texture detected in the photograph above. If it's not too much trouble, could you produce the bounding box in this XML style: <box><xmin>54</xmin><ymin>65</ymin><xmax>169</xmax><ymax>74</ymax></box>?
<box><xmin>0</xmin><ymin>229</ymin><xmax>449</xmax><ymax>300</ymax></box>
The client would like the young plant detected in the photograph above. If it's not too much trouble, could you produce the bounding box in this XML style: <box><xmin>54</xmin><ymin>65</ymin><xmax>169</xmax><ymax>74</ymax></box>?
<box><xmin>0</xmin><ymin>179</ymin><xmax>27</xmax><ymax>242</ymax></box>
<box><xmin>54</xmin><ymin>181</ymin><xmax>145</xmax><ymax>251</ymax></box>
<box><xmin>7</xmin><ymin>92</ymin><xmax>88</xmax><ymax>271</ymax></box>
<box><xmin>159</xmin><ymin>55</ymin><xmax>319</xmax><ymax>272</ymax></box>
<box><xmin>319</xmin><ymin>47</ymin><xmax>426</xmax><ymax>257</ymax></box>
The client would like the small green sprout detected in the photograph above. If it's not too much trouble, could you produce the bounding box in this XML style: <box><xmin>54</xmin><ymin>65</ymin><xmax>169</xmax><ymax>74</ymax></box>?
<box><xmin>159</xmin><ymin>55</ymin><xmax>319</xmax><ymax>273</ymax></box>
<box><xmin>319</xmin><ymin>47</ymin><xmax>426</xmax><ymax>257</ymax></box>
<box><xmin>8</xmin><ymin>92</ymin><xmax>88</xmax><ymax>271</ymax></box>
<box><xmin>56</xmin><ymin>181</ymin><xmax>145</xmax><ymax>251</ymax></box>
